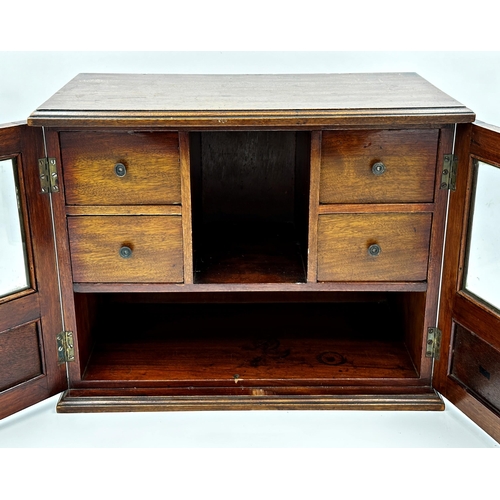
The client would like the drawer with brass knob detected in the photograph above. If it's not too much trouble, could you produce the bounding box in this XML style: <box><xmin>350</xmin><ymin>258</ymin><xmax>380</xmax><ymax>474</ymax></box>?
<box><xmin>60</xmin><ymin>131</ymin><xmax>181</xmax><ymax>205</ymax></box>
<box><xmin>67</xmin><ymin>215</ymin><xmax>184</xmax><ymax>283</ymax></box>
<box><xmin>317</xmin><ymin>212</ymin><xmax>432</xmax><ymax>282</ymax></box>
<box><xmin>319</xmin><ymin>129</ymin><xmax>439</xmax><ymax>204</ymax></box>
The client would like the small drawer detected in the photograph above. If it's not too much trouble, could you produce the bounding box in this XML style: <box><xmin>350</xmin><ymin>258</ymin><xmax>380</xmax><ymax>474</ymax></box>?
<box><xmin>320</xmin><ymin>130</ymin><xmax>439</xmax><ymax>204</ymax></box>
<box><xmin>68</xmin><ymin>215</ymin><xmax>183</xmax><ymax>283</ymax></box>
<box><xmin>451</xmin><ymin>323</ymin><xmax>500</xmax><ymax>413</ymax></box>
<box><xmin>61</xmin><ymin>132</ymin><xmax>181</xmax><ymax>205</ymax></box>
<box><xmin>317</xmin><ymin>213</ymin><xmax>432</xmax><ymax>281</ymax></box>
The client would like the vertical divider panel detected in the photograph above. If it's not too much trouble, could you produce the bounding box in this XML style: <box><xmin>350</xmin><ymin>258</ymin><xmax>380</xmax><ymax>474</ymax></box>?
<box><xmin>307</xmin><ymin>131</ymin><xmax>322</xmax><ymax>283</ymax></box>
<box><xmin>412</xmin><ymin>125</ymin><xmax>454</xmax><ymax>378</ymax></box>
<box><xmin>44</xmin><ymin>128</ymin><xmax>83</xmax><ymax>386</ymax></box>
<box><xmin>179</xmin><ymin>132</ymin><xmax>193</xmax><ymax>284</ymax></box>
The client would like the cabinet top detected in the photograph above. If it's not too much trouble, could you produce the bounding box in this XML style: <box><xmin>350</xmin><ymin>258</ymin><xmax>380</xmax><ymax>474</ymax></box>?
<box><xmin>28</xmin><ymin>72</ymin><xmax>475</xmax><ymax>128</ymax></box>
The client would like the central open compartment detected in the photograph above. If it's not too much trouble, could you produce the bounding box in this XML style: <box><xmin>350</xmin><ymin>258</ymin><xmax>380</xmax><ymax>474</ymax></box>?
<box><xmin>190</xmin><ymin>131</ymin><xmax>311</xmax><ymax>284</ymax></box>
<box><xmin>73</xmin><ymin>292</ymin><xmax>426</xmax><ymax>388</ymax></box>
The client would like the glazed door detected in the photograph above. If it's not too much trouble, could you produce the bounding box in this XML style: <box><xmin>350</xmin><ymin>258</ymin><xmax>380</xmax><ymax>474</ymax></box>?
<box><xmin>435</xmin><ymin>122</ymin><xmax>500</xmax><ymax>441</ymax></box>
<box><xmin>0</xmin><ymin>124</ymin><xmax>66</xmax><ymax>419</ymax></box>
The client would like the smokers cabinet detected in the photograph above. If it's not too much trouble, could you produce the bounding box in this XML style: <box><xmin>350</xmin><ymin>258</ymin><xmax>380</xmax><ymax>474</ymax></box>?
<box><xmin>0</xmin><ymin>73</ymin><xmax>499</xmax><ymax>441</ymax></box>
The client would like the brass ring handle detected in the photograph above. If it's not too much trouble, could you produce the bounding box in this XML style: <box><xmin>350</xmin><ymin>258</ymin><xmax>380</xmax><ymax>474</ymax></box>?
<box><xmin>114</xmin><ymin>163</ymin><xmax>127</xmax><ymax>177</ymax></box>
<box><xmin>368</xmin><ymin>244</ymin><xmax>381</xmax><ymax>257</ymax></box>
<box><xmin>119</xmin><ymin>246</ymin><xmax>133</xmax><ymax>259</ymax></box>
<box><xmin>371</xmin><ymin>162</ymin><xmax>386</xmax><ymax>176</ymax></box>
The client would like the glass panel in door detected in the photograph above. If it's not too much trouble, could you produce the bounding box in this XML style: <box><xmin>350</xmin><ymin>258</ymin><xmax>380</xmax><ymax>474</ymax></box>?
<box><xmin>0</xmin><ymin>158</ymin><xmax>30</xmax><ymax>298</ymax></box>
<box><xmin>463</xmin><ymin>159</ymin><xmax>500</xmax><ymax>311</ymax></box>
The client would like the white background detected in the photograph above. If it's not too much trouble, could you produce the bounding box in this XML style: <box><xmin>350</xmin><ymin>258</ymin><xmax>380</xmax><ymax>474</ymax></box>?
<box><xmin>1</xmin><ymin>2</ymin><xmax>500</xmax><ymax>498</ymax></box>
<box><xmin>1</xmin><ymin>52</ymin><xmax>500</xmax><ymax>126</ymax></box>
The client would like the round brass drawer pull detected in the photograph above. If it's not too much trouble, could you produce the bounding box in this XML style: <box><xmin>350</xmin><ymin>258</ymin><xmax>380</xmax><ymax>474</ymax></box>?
<box><xmin>119</xmin><ymin>246</ymin><xmax>133</xmax><ymax>259</ymax></box>
<box><xmin>114</xmin><ymin>163</ymin><xmax>127</xmax><ymax>177</ymax></box>
<box><xmin>368</xmin><ymin>244</ymin><xmax>381</xmax><ymax>257</ymax></box>
<box><xmin>371</xmin><ymin>162</ymin><xmax>386</xmax><ymax>176</ymax></box>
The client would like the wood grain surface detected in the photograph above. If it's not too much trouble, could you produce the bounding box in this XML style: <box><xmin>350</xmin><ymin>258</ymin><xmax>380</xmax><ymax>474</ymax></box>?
<box><xmin>434</xmin><ymin>123</ymin><xmax>500</xmax><ymax>441</ymax></box>
<box><xmin>16</xmin><ymin>74</ymin><xmax>480</xmax><ymax>420</ymax></box>
<box><xmin>61</xmin><ymin>131</ymin><xmax>181</xmax><ymax>205</ymax></box>
<box><xmin>450</xmin><ymin>323</ymin><xmax>500</xmax><ymax>413</ymax></box>
<box><xmin>28</xmin><ymin>73</ymin><xmax>474</xmax><ymax>129</ymax></box>
<box><xmin>194</xmin><ymin>222</ymin><xmax>306</xmax><ymax>284</ymax></box>
<box><xmin>320</xmin><ymin>129</ymin><xmax>439</xmax><ymax>203</ymax></box>
<box><xmin>317</xmin><ymin>213</ymin><xmax>432</xmax><ymax>281</ymax></box>
<box><xmin>57</xmin><ymin>390</ymin><xmax>444</xmax><ymax>413</ymax></box>
<box><xmin>307</xmin><ymin>131</ymin><xmax>321</xmax><ymax>282</ymax></box>
<box><xmin>0</xmin><ymin>124</ymin><xmax>67</xmax><ymax>420</ymax></box>
<box><xmin>179</xmin><ymin>132</ymin><xmax>194</xmax><ymax>283</ymax></box>
<box><xmin>67</xmin><ymin>215</ymin><xmax>183</xmax><ymax>283</ymax></box>
<box><xmin>79</xmin><ymin>301</ymin><xmax>419</xmax><ymax>383</ymax></box>
<box><xmin>0</xmin><ymin>321</ymin><xmax>42</xmax><ymax>392</ymax></box>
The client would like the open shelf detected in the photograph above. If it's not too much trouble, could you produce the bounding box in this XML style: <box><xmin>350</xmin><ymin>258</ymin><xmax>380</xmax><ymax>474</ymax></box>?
<box><xmin>190</xmin><ymin>131</ymin><xmax>310</xmax><ymax>284</ymax></box>
<box><xmin>77</xmin><ymin>294</ymin><xmax>421</xmax><ymax>386</ymax></box>
<box><xmin>194</xmin><ymin>221</ymin><xmax>306</xmax><ymax>284</ymax></box>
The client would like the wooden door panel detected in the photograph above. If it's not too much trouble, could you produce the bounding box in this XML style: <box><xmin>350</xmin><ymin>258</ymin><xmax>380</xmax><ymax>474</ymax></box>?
<box><xmin>435</xmin><ymin>122</ymin><xmax>500</xmax><ymax>442</ymax></box>
<box><xmin>0</xmin><ymin>123</ymin><xmax>66</xmax><ymax>419</ymax></box>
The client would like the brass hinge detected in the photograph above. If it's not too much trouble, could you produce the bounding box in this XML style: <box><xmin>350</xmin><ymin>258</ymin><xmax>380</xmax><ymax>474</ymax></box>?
<box><xmin>426</xmin><ymin>327</ymin><xmax>442</xmax><ymax>360</ymax></box>
<box><xmin>38</xmin><ymin>157</ymin><xmax>59</xmax><ymax>194</ymax></box>
<box><xmin>440</xmin><ymin>154</ymin><xmax>458</xmax><ymax>191</ymax></box>
<box><xmin>56</xmin><ymin>331</ymin><xmax>75</xmax><ymax>363</ymax></box>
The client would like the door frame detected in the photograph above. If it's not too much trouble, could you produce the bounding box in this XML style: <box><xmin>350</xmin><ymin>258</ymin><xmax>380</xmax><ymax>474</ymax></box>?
<box><xmin>0</xmin><ymin>123</ymin><xmax>66</xmax><ymax>419</ymax></box>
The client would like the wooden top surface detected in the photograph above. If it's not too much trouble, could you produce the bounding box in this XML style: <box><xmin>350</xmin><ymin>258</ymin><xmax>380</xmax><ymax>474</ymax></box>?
<box><xmin>28</xmin><ymin>73</ymin><xmax>475</xmax><ymax>128</ymax></box>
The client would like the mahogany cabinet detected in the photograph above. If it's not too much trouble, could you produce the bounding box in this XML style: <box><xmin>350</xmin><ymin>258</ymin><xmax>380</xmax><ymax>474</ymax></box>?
<box><xmin>1</xmin><ymin>73</ymin><xmax>499</xmax><ymax>441</ymax></box>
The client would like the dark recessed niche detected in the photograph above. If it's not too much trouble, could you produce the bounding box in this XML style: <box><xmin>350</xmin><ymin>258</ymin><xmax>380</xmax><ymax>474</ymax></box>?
<box><xmin>190</xmin><ymin>131</ymin><xmax>311</xmax><ymax>284</ymax></box>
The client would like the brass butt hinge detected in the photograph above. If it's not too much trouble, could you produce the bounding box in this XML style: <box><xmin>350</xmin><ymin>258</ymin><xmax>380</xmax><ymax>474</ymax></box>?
<box><xmin>38</xmin><ymin>157</ymin><xmax>59</xmax><ymax>194</ymax></box>
<box><xmin>426</xmin><ymin>327</ymin><xmax>442</xmax><ymax>360</ymax></box>
<box><xmin>440</xmin><ymin>154</ymin><xmax>458</xmax><ymax>191</ymax></box>
<box><xmin>56</xmin><ymin>331</ymin><xmax>75</xmax><ymax>363</ymax></box>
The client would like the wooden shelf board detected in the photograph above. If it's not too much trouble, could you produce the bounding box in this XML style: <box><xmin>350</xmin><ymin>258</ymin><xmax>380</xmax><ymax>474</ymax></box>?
<box><xmin>80</xmin><ymin>301</ymin><xmax>419</xmax><ymax>384</ymax></box>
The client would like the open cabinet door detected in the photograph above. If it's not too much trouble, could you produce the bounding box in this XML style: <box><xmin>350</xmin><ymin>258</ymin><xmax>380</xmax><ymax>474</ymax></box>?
<box><xmin>435</xmin><ymin>122</ymin><xmax>500</xmax><ymax>442</ymax></box>
<box><xmin>0</xmin><ymin>123</ymin><xmax>67</xmax><ymax>419</ymax></box>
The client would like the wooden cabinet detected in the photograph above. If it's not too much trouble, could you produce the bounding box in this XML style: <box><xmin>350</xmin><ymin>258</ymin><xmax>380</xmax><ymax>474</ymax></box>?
<box><xmin>1</xmin><ymin>73</ymin><xmax>499</xmax><ymax>441</ymax></box>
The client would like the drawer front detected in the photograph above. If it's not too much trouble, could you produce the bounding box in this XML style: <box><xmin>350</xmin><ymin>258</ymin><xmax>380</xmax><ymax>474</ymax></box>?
<box><xmin>317</xmin><ymin>213</ymin><xmax>432</xmax><ymax>281</ymax></box>
<box><xmin>61</xmin><ymin>132</ymin><xmax>181</xmax><ymax>205</ymax></box>
<box><xmin>68</xmin><ymin>216</ymin><xmax>183</xmax><ymax>283</ymax></box>
<box><xmin>320</xmin><ymin>130</ymin><xmax>439</xmax><ymax>203</ymax></box>
<box><xmin>450</xmin><ymin>324</ymin><xmax>500</xmax><ymax>413</ymax></box>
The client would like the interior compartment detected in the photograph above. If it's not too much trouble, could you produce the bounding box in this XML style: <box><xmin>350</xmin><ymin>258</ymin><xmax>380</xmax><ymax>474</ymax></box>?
<box><xmin>73</xmin><ymin>291</ymin><xmax>426</xmax><ymax>387</ymax></box>
<box><xmin>190</xmin><ymin>131</ymin><xmax>311</xmax><ymax>283</ymax></box>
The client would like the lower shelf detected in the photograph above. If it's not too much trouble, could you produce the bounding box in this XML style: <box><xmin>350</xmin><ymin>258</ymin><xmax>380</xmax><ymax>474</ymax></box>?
<box><xmin>57</xmin><ymin>387</ymin><xmax>444</xmax><ymax>412</ymax></box>
<box><xmin>80</xmin><ymin>300</ymin><xmax>419</xmax><ymax>385</ymax></box>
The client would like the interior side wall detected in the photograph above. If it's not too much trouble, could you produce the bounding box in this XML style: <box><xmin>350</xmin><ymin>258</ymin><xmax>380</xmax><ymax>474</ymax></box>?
<box><xmin>397</xmin><ymin>292</ymin><xmax>427</xmax><ymax>376</ymax></box>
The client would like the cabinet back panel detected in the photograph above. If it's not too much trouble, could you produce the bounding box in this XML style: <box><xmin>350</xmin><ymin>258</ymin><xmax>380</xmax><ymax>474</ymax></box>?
<box><xmin>199</xmin><ymin>132</ymin><xmax>296</xmax><ymax>224</ymax></box>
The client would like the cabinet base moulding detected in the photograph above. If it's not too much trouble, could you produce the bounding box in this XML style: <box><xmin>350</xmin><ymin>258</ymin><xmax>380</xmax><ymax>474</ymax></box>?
<box><xmin>56</xmin><ymin>388</ymin><xmax>444</xmax><ymax>413</ymax></box>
